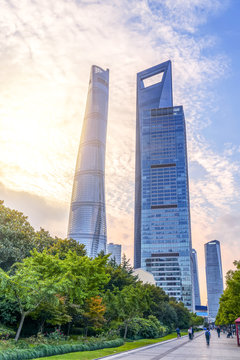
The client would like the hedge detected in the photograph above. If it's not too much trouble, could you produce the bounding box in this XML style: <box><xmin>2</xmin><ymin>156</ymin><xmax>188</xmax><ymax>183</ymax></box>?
<box><xmin>0</xmin><ymin>338</ymin><xmax>124</xmax><ymax>360</ymax></box>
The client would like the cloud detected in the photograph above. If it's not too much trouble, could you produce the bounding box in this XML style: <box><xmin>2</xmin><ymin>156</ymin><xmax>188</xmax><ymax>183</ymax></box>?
<box><xmin>0</xmin><ymin>182</ymin><xmax>68</xmax><ymax>238</ymax></box>
<box><xmin>0</xmin><ymin>0</ymin><xmax>238</xmax><ymax>303</ymax></box>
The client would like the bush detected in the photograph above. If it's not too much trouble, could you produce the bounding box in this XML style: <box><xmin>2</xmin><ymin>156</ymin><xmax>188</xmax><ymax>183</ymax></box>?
<box><xmin>0</xmin><ymin>324</ymin><xmax>15</xmax><ymax>340</ymax></box>
<box><xmin>0</xmin><ymin>338</ymin><xmax>124</xmax><ymax>360</ymax></box>
<box><xmin>47</xmin><ymin>329</ymin><xmax>66</xmax><ymax>342</ymax></box>
<box><xmin>120</xmin><ymin>316</ymin><xmax>169</xmax><ymax>339</ymax></box>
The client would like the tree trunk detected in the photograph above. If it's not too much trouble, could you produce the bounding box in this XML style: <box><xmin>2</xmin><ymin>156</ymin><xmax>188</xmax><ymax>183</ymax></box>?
<box><xmin>15</xmin><ymin>312</ymin><xmax>26</xmax><ymax>342</ymax></box>
<box><xmin>124</xmin><ymin>322</ymin><xmax>128</xmax><ymax>340</ymax></box>
<box><xmin>67</xmin><ymin>322</ymin><xmax>71</xmax><ymax>337</ymax></box>
<box><xmin>39</xmin><ymin>319</ymin><xmax>45</xmax><ymax>334</ymax></box>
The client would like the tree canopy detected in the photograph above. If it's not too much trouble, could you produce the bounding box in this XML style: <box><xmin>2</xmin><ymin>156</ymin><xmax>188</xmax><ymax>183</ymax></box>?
<box><xmin>216</xmin><ymin>260</ymin><xmax>240</xmax><ymax>325</ymax></box>
<box><xmin>0</xmin><ymin>201</ymin><xmax>194</xmax><ymax>340</ymax></box>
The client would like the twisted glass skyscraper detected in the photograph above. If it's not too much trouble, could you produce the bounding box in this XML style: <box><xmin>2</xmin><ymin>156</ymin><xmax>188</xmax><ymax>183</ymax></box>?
<box><xmin>205</xmin><ymin>240</ymin><xmax>223</xmax><ymax>321</ymax></box>
<box><xmin>134</xmin><ymin>60</ymin><xmax>194</xmax><ymax>309</ymax></box>
<box><xmin>68</xmin><ymin>65</ymin><xmax>109</xmax><ymax>258</ymax></box>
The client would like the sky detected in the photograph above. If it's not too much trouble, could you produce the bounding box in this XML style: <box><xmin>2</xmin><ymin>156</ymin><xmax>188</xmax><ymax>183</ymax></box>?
<box><xmin>0</xmin><ymin>0</ymin><xmax>240</xmax><ymax>305</ymax></box>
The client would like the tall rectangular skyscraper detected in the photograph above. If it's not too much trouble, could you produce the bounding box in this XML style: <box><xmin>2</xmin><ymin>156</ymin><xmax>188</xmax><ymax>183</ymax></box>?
<box><xmin>205</xmin><ymin>240</ymin><xmax>223</xmax><ymax>321</ymax></box>
<box><xmin>192</xmin><ymin>249</ymin><xmax>201</xmax><ymax>306</ymax></box>
<box><xmin>68</xmin><ymin>65</ymin><xmax>109</xmax><ymax>258</ymax></box>
<box><xmin>134</xmin><ymin>60</ymin><xmax>194</xmax><ymax>309</ymax></box>
<box><xmin>107</xmin><ymin>243</ymin><xmax>122</xmax><ymax>265</ymax></box>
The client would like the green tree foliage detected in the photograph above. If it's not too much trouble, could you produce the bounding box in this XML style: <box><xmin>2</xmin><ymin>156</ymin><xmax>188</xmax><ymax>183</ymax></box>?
<box><xmin>104</xmin><ymin>263</ymin><xmax>137</xmax><ymax>292</ymax></box>
<box><xmin>0</xmin><ymin>297</ymin><xmax>19</xmax><ymax>325</ymax></box>
<box><xmin>105</xmin><ymin>283</ymin><xmax>149</xmax><ymax>339</ymax></box>
<box><xmin>47</xmin><ymin>237</ymin><xmax>86</xmax><ymax>259</ymax></box>
<box><xmin>0</xmin><ymin>202</ymin><xmax>194</xmax><ymax>341</ymax></box>
<box><xmin>0</xmin><ymin>201</ymin><xmax>36</xmax><ymax>271</ymax></box>
<box><xmin>0</xmin><ymin>201</ymin><xmax>87</xmax><ymax>272</ymax></box>
<box><xmin>0</xmin><ymin>251</ymin><xmax>66</xmax><ymax>341</ymax></box>
<box><xmin>169</xmin><ymin>300</ymin><xmax>191</xmax><ymax>329</ymax></box>
<box><xmin>216</xmin><ymin>260</ymin><xmax>240</xmax><ymax>325</ymax></box>
<box><xmin>0</xmin><ymin>249</ymin><xmax>110</xmax><ymax>341</ymax></box>
<box><xmin>190</xmin><ymin>312</ymin><xmax>204</xmax><ymax>327</ymax></box>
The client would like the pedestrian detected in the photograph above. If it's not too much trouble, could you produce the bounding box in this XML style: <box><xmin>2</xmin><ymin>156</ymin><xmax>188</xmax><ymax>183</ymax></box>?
<box><xmin>192</xmin><ymin>327</ymin><xmax>194</xmax><ymax>338</ymax></box>
<box><xmin>217</xmin><ymin>327</ymin><xmax>221</xmax><ymax>338</ymax></box>
<box><xmin>205</xmin><ymin>328</ymin><xmax>211</xmax><ymax>345</ymax></box>
<box><xmin>188</xmin><ymin>327</ymin><xmax>192</xmax><ymax>340</ymax></box>
<box><xmin>176</xmin><ymin>327</ymin><xmax>181</xmax><ymax>338</ymax></box>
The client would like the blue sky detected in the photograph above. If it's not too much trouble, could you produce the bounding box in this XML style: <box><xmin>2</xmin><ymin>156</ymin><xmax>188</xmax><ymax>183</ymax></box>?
<box><xmin>0</xmin><ymin>0</ymin><xmax>239</xmax><ymax>304</ymax></box>
<box><xmin>199</xmin><ymin>0</ymin><xmax>240</xmax><ymax>147</ymax></box>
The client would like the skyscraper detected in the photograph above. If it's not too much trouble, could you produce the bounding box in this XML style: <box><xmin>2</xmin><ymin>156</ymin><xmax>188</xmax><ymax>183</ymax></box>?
<box><xmin>107</xmin><ymin>243</ymin><xmax>122</xmax><ymax>265</ymax></box>
<box><xmin>68</xmin><ymin>65</ymin><xmax>109</xmax><ymax>258</ymax></box>
<box><xmin>205</xmin><ymin>240</ymin><xmax>223</xmax><ymax>321</ymax></box>
<box><xmin>134</xmin><ymin>60</ymin><xmax>194</xmax><ymax>309</ymax></box>
<box><xmin>192</xmin><ymin>249</ymin><xmax>201</xmax><ymax>306</ymax></box>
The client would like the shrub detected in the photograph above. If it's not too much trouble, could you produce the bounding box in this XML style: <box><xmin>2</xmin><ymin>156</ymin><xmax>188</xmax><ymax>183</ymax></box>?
<box><xmin>0</xmin><ymin>338</ymin><xmax>124</xmax><ymax>360</ymax></box>
<box><xmin>120</xmin><ymin>316</ymin><xmax>168</xmax><ymax>339</ymax></box>
<box><xmin>0</xmin><ymin>324</ymin><xmax>15</xmax><ymax>340</ymax></box>
<box><xmin>47</xmin><ymin>329</ymin><xmax>66</xmax><ymax>342</ymax></box>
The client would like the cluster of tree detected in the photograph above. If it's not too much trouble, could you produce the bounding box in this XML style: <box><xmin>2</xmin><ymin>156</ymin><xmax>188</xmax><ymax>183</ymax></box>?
<box><xmin>0</xmin><ymin>201</ymin><xmax>202</xmax><ymax>341</ymax></box>
<box><xmin>216</xmin><ymin>260</ymin><xmax>240</xmax><ymax>325</ymax></box>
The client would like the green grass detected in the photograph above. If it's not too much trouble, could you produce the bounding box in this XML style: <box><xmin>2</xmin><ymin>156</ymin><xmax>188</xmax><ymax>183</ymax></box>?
<box><xmin>36</xmin><ymin>333</ymin><xmax>187</xmax><ymax>360</ymax></box>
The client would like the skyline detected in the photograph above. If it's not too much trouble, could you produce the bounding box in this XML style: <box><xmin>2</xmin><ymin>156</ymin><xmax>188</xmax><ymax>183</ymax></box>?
<box><xmin>0</xmin><ymin>0</ymin><xmax>240</xmax><ymax>304</ymax></box>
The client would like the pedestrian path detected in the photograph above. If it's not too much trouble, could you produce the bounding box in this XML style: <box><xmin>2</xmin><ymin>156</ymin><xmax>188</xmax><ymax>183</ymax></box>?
<box><xmin>97</xmin><ymin>331</ymin><xmax>239</xmax><ymax>360</ymax></box>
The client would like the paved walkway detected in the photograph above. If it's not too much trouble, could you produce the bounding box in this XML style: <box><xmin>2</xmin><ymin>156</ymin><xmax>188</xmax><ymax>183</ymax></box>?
<box><xmin>97</xmin><ymin>331</ymin><xmax>239</xmax><ymax>360</ymax></box>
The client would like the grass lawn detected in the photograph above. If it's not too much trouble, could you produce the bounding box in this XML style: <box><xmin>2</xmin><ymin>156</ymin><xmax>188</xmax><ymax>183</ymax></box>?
<box><xmin>36</xmin><ymin>333</ymin><xmax>187</xmax><ymax>360</ymax></box>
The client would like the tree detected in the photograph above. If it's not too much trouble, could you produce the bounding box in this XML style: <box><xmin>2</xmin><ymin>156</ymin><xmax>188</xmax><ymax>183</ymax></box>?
<box><xmin>104</xmin><ymin>257</ymin><xmax>138</xmax><ymax>292</ymax></box>
<box><xmin>83</xmin><ymin>296</ymin><xmax>106</xmax><ymax>336</ymax></box>
<box><xmin>141</xmin><ymin>283</ymin><xmax>178</xmax><ymax>329</ymax></box>
<box><xmin>117</xmin><ymin>284</ymin><xmax>148</xmax><ymax>339</ymax></box>
<box><xmin>0</xmin><ymin>202</ymin><xmax>86</xmax><ymax>272</ymax></box>
<box><xmin>0</xmin><ymin>250</ymin><xmax>66</xmax><ymax>341</ymax></box>
<box><xmin>121</xmin><ymin>254</ymin><xmax>134</xmax><ymax>274</ymax></box>
<box><xmin>33</xmin><ymin>228</ymin><xmax>55</xmax><ymax>252</ymax></box>
<box><xmin>190</xmin><ymin>312</ymin><xmax>204</xmax><ymax>327</ymax></box>
<box><xmin>216</xmin><ymin>260</ymin><xmax>240</xmax><ymax>325</ymax></box>
<box><xmin>170</xmin><ymin>300</ymin><xmax>191</xmax><ymax>329</ymax></box>
<box><xmin>47</xmin><ymin>237</ymin><xmax>86</xmax><ymax>259</ymax></box>
<box><xmin>0</xmin><ymin>201</ymin><xmax>36</xmax><ymax>271</ymax></box>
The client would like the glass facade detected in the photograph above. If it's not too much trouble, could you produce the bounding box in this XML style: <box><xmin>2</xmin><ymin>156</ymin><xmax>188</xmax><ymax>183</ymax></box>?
<box><xmin>205</xmin><ymin>240</ymin><xmax>223</xmax><ymax>321</ymax></box>
<box><xmin>192</xmin><ymin>249</ymin><xmax>201</xmax><ymax>306</ymax></box>
<box><xmin>68</xmin><ymin>65</ymin><xmax>109</xmax><ymax>258</ymax></box>
<box><xmin>134</xmin><ymin>61</ymin><xmax>194</xmax><ymax>309</ymax></box>
<box><xmin>107</xmin><ymin>243</ymin><xmax>122</xmax><ymax>265</ymax></box>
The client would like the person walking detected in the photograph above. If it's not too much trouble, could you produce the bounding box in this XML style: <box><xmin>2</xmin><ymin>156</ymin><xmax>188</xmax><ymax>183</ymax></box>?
<box><xmin>217</xmin><ymin>326</ymin><xmax>221</xmax><ymax>338</ymax></box>
<box><xmin>205</xmin><ymin>328</ymin><xmax>211</xmax><ymax>345</ymax></box>
<box><xmin>188</xmin><ymin>327</ymin><xmax>192</xmax><ymax>340</ymax></box>
<box><xmin>176</xmin><ymin>327</ymin><xmax>181</xmax><ymax>338</ymax></box>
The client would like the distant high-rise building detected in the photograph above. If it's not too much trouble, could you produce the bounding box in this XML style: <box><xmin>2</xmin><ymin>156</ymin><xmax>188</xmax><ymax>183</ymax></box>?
<box><xmin>68</xmin><ymin>65</ymin><xmax>109</xmax><ymax>258</ymax></box>
<box><xmin>192</xmin><ymin>249</ymin><xmax>201</xmax><ymax>306</ymax></box>
<box><xmin>107</xmin><ymin>243</ymin><xmax>122</xmax><ymax>265</ymax></box>
<box><xmin>134</xmin><ymin>60</ymin><xmax>194</xmax><ymax>310</ymax></box>
<box><xmin>205</xmin><ymin>240</ymin><xmax>223</xmax><ymax>321</ymax></box>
